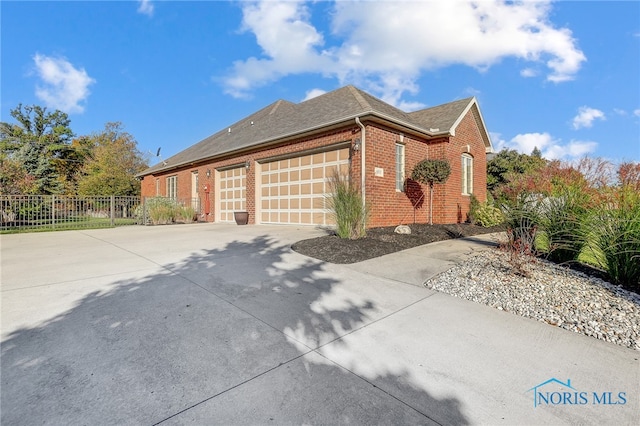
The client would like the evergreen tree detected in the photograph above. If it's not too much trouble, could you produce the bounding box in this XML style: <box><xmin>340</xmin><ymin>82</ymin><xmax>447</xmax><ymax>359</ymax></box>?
<box><xmin>0</xmin><ymin>104</ymin><xmax>74</xmax><ymax>194</ymax></box>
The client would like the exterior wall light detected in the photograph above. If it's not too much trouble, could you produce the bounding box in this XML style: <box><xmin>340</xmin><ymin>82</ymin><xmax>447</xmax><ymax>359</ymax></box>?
<box><xmin>206</xmin><ymin>169</ymin><xmax>211</xmax><ymax>178</ymax></box>
<box><xmin>353</xmin><ymin>138</ymin><xmax>361</xmax><ymax>151</ymax></box>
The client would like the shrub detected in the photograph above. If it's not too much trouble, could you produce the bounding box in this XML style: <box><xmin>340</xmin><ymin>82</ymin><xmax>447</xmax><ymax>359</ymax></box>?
<box><xmin>500</xmin><ymin>194</ymin><xmax>541</xmax><ymax>276</ymax></box>
<box><xmin>326</xmin><ymin>171</ymin><xmax>369</xmax><ymax>239</ymax></box>
<box><xmin>469</xmin><ymin>194</ymin><xmax>480</xmax><ymax>219</ymax></box>
<box><xmin>469</xmin><ymin>195</ymin><xmax>504</xmax><ymax>227</ymax></box>
<box><xmin>133</xmin><ymin>203</ymin><xmax>144</xmax><ymax>224</ymax></box>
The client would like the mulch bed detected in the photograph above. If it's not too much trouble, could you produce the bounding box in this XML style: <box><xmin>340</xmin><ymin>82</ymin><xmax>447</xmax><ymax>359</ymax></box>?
<box><xmin>292</xmin><ymin>223</ymin><xmax>506</xmax><ymax>264</ymax></box>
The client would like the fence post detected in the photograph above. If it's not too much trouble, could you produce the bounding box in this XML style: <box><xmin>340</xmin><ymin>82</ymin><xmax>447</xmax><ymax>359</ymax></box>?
<box><xmin>110</xmin><ymin>195</ymin><xmax>115</xmax><ymax>227</ymax></box>
<box><xmin>52</xmin><ymin>195</ymin><xmax>56</xmax><ymax>229</ymax></box>
<box><xmin>142</xmin><ymin>197</ymin><xmax>147</xmax><ymax>225</ymax></box>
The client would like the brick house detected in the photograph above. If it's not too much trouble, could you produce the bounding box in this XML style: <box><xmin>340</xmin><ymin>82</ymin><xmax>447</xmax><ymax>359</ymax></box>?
<box><xmin>137</xmin><ymin>85</ymin><xmax>493</xmax><ymax>226</ymax></box>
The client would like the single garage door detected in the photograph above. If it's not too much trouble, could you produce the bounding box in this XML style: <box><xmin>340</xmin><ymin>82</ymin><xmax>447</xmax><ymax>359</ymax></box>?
<box><xmin>260</xmin><ymin>148</ymin><xmax>350</xmax><ymax>225</ymax></box>
<box><xmin>218</xmin><ymin>167</ymin><xmax>246</xmax><ymax>222</ymax></box>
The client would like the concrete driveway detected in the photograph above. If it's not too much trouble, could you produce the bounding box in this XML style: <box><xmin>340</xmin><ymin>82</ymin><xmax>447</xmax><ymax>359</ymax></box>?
<box><xmin>1</xmin><ymin>224</ymin><xmax>638</xmax><ymax>425</ymax></box>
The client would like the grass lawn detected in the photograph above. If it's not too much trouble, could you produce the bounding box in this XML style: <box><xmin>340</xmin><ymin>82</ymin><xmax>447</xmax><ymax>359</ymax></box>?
<box><xmin>1</xmin><ymin>217</ymin><xmax>138</xmax><ymax>234</ymax></box>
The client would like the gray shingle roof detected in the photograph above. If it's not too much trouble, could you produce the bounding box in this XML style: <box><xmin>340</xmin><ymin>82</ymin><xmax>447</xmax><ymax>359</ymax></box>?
<box><xmin>139</xmin><ymin>85</ymin><xmax>491</xmax><ymax>176</ymax></box>
<box><xmin>408</xmin><ymin>97</ymin><xmax>474</xmax><ymax>131</ymax></box>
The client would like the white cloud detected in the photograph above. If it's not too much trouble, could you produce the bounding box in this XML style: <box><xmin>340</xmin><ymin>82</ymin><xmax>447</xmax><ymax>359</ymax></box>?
<box><xmin>224</xmin><ymin>1</ymin><xmax>332</xmax><ymax>98</ymax></box>
<box><xmin>302</xmin><ymin>88</ymin><xmax>327</xmax><ymax>101</ymax></box>
<box><xmin>613</xmin><ymin>108</ymin><xmax>627</xmax><ymax>116</ymax></box>
<box><xmin>634</xmin><ymin>109</ymin><xmax>640</xmax><ymax>117</ymax></box>
<box><xmin>572</xmin><ymin>106</ymin><xmax>605</xmax><ymax>129</ymax></box>
<box><xmin>520</xmin><ymin>68</ymin><xmax>538</xmax><ymax>78</ymax></box>
<box><xmin>396</xmin><ymin>100</ymin><xmax>426</xmax><ymax>112</ymax></box>
<box><xmin>137</xmin><ymin>0</ymin><xmax>154</xmax><ymax>17</ymax></box>
<box><xmin>497</xmin><ymin>131</ymin><xmax>597</xmax><ymax>160</ymax></box>
<box><xmin>490</xmin><ymin>132</ymin><xmax>507</xmax><ymax>152</ymax></box>
<box><xmin>510</xmin><ymin>132</ymin><xmax>555</xmax><ymax>153</ymax></box>
<box><xmin>543</xmin><ymin>140</ymin><xmax>598</xmax><ymax>160</ymax></box>
<box><xmin>224</xmin><ymin>0</ymin><xmax>586</xmax><ymax>106</ymax></box>
<box><xmin>33</xmin><ymin>54</ymin><xmax>95</xmax><ymax>114</ymax></box>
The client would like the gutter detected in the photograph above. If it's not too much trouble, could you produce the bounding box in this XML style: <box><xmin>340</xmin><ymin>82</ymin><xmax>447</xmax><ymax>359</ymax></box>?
<box><xmin>355</xmin><ymin>117</ymin><xmax>366</xmax><ymax>214</ymax></box>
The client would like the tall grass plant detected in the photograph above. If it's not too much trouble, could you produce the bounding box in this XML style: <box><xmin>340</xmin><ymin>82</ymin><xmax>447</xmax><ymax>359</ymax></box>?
<box><xmin>143</xmin><ymin>197</ymin><xmax>196</xmax><ymax>225</ymax></box>
<box><xmin>326</xmin><ymin>171</ymin><xmax>369</xmax><ymax>239</ymax></box>
<box><xmin>537</xmin><ymin>190</ymin><xmax>589</xmax><ymax>264</ymax></box>
<box><xmin>587</xmin><ymin>188</ymin><xmax>640</xmax><ymax>291</ymax></box>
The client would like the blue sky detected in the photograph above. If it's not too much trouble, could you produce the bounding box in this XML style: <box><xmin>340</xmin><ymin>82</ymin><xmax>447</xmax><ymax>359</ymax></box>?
<box><xmin>2</xmin><ymin>1</ymin><xmax>639</xmax><ymax>165</ymax></box>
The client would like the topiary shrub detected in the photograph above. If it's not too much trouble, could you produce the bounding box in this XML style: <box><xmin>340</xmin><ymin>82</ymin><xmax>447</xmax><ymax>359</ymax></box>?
<box><xmin>411</xmin><ymin>159</ymin><xmax>451</xmax><ymax>225</ymax></box>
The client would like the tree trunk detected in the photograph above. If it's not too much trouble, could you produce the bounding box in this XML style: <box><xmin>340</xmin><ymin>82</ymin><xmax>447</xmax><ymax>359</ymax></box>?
<box><xmin>429</xmin><ymin>183</ymin><xmax>433</xmax><ymax>225</ymax></box>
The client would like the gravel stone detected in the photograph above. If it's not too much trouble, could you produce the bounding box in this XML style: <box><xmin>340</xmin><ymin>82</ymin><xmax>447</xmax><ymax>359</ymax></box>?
<box><xmin>424</xmin><ymin>249</ymin><xmax>640</xmax><ymax>351</ymax></box>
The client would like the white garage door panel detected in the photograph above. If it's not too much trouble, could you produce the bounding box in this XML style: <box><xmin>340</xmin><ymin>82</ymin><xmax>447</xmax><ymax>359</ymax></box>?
<box><xmin>219</xmin><ymin>167</ymin><xmax>246</xmax><ymax>222</ymax></box>
<box><xmin>260</xmin><ymin>148</ymin><xmax>350</xmax><ymax>225</ymax></box>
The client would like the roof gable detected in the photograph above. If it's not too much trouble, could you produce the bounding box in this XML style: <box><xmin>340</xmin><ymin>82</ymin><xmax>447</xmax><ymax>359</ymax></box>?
<box><xmin>410</xmin><ymin>97</ymin><xmax>493</xmax><ymax>152</ymax></box>
<box><xmin>409</xmin><ymin>97</ymin><xmax>473</xmax><ymax>132</ymax></box>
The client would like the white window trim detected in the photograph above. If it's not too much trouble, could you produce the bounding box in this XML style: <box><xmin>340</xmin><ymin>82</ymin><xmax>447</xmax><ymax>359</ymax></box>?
<box><xmin>462</xmin><ymin>154</ymin><xmax>473</xmax><ymax>196</ymax></box>
<box><xmin>167</xmin><ymin>175</ymin><xmax>177</xmax><ymax>199</ymax></box>
<box><xmin>395</xmin><ymin>143</ymin><xmax>405</xmax><ymax>192</ymax></box>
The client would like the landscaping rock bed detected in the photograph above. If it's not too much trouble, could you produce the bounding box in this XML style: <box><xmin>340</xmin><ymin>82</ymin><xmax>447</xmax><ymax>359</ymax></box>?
<box><xmin>425</xmin><ymin>250</ymin><xmax>640</xmax><ymax>351</ymax></box>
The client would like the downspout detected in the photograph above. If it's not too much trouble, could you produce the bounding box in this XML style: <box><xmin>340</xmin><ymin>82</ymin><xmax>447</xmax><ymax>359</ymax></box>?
<box><xmin>355</xmin><ymin>117</ymin><xmax>366</xmax><ymax>213</ymax></box>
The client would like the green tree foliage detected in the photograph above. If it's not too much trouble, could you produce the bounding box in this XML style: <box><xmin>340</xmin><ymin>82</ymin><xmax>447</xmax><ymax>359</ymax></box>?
<box><xmin>0</xmin><ymin>155</ymin><xmax>38</xmax><ymax>195</ymax></box>
<box><xmin>487</xmin><ymin>148</ymin><xmax>546</xmax><ymax>196</ymax></box>
<box><xmin>0</xmin><ymin>104</ymin><xmax>75</xmax><ymax>194</ymax></box>
<box><xmin>411</xmin><ymin>158</ymin><xmax>451</xmax><ymax>225</ymax></box>
<box><xmin>76</xmin><ymin>122</ymin><xmax>148</xmax><ymax>196</ymax></box>
<box><xmin>56</xmin><ymin>136</ymin><xmax>95</xmax><ymax>194</ymax></box>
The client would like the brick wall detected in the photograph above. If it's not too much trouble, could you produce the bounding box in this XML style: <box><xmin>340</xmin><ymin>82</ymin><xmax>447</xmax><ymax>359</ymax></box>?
<box><xmin>141</xmin><ymin>109</ymin><xmax>489</xmax><ymax>227</ymax></box>
<box><xmin>361</xmin><ymin>110</ymin><xmax>487</xmax><ymax>226</ymax></box>
<box><xmin>142</xmin><ymin>127</ymin><xmax>357</xmax><ymax>224</ymax></box>
<box><xmin>433</xmin><ymin>110</ymin><xmax>488</xmax><ymax>224</ymax></box>
<box><xmin>364</xmin><ymin>124</ymin><xmax>430</xmax><ymax>226</ymax></box>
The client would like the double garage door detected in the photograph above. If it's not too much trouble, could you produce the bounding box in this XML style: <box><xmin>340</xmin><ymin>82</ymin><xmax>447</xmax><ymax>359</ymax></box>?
<box><xmin>219</xmin><ymin>147</ymin><xmax>349</xmax><ymax>225</ymax></box>
<box><xmin>260</xmin><ymin>148</ymin><xmax>350</xmax><ymax>225</ymax></box>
